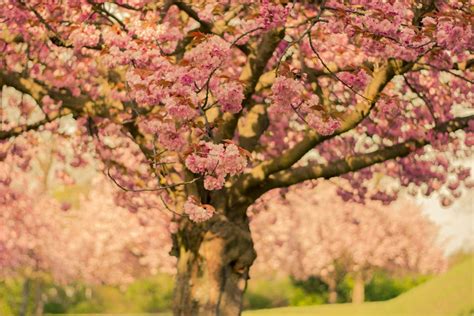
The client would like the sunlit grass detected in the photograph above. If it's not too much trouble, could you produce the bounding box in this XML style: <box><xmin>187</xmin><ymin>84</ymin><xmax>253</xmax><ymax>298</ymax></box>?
<box><xmin>244</xmin><ymin>257</ymin><xmax>474</xmax><ymax>316</ymax></box>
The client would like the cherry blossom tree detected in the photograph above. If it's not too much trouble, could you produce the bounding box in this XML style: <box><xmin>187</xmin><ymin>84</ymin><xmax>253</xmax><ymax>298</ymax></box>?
<box><xmin>0</xmin><ymin>175</ymin><xmax>176</xmax><ymax>315</ymax></box>
<box><xmin>0</xmin><ymin>139</ymin><xmax>175</xmax><ymax>315</ymax></box>
<box><xmin>250</xmin><ymin>182</ymin><xmax>447</xmax><ymax>304</ymax></box>
<box><xmin>48</xmin><ymin>176</ymin><xmax>176</xmax><ymax>286</ymax></box>
<box><xmin>1</xmin><ymin>1</ymin><xmax>473</xmax><ymax>314</ymax></box>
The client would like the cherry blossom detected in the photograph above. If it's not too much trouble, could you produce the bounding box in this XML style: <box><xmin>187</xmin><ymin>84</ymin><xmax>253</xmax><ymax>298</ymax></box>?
<box><xmin>1</xmin><ymin>1</ymin><xmax>473</xmax><ymax>314</ymax></box>
<box><xmin>184</xmin><ymin>196</ymin><xmax>215</xmax><ymax>223</ymax></box>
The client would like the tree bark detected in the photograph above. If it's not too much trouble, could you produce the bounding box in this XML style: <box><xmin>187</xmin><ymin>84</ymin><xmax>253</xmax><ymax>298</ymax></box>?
<box><xmin>173</xmin><ymin>214</ymin><xmax>256</xmax><ymax>316</ymax></box>
<box><xmin>352</xmin><ymin>271</ymin><xmax>365</xmax><ymax>304</ymax></box>
<box><xmin>327</xmin><ymin>278</ymin><xmax>338</xmax><ymax>304</ymax></box>
<box><xmin>34</xmin><ymin>279</ymin><xmax>44</xmax><ymax>316</ymax></box>
<box><xmin>19</xmin><ymin>278</ymin><xmax>30</xmax><ymax>316</ymax></box>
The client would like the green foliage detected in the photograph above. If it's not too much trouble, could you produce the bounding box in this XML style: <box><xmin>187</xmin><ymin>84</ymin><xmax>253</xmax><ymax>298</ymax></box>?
<box><xmin>0</xmin><ymin>278</ymin><xmax>23</xmax><ymax>315</ymax></box>
<box><xmin>290</xmin><ymin>272</ymin><xmax>428</xmax><ymax>305</ymax></box>
<box><xmin>364</xmin><ymin>271</ymin><xmax>429</xmax><ymax>302</ymax></box>
<box><xmin>42</xmin><ymin>284</ymin><xmax>99</xmax><ymax>314</ymax></box>
<box><xmin>292</xmin><ymin>276</ymin><xmax>328</xmax><ymax>295</ymax></box>
<box><xmin>124</xmin><ymin>275</ymin><xmax>174</xmax><ymax>312</ymax></box>
<box><xmin>288</xmin><ymin>287</ymin><xmax>326</xmax><ymax>306</ymax></box>
<box><xmin>244</xmin><ymin>277</ymin><xmax>294</xmax><ymax>309</ymax></box>
<box><xmin>290</xmin><ymin>276</ymin><xmax>328</xmax><ymax>305</ymax></box>
<box><xmin>245</xmin><ymin>292</ymin><xmax>274</xmax><ymax>309</ymax></box>
<box><xmin>0</xmin><ymin>274</ymin><xmax>175</xmax><ymax>315</ymax></box>
<box><xmin>65</xmin><ymin>275</ymin><xmax>175</xmax><ymax>314</ymax></box>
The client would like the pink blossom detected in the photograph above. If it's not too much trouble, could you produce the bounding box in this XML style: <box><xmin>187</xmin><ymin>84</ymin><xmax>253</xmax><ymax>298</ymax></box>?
<box><xmin>306</xmin><ymin>114</ymin><xmax>341</xmax><ymax>136</ymax></box>
<box><xmin>69</xmin><ymin>24</ymin><xmax>100</xmax><ymax>50</ymax></box>
<box><xmin>184</xmin><ymin>197</ymin><xmax>215</xmax><ymax>222</ymax></box>
<box><xmin>271</xmin><ymin>76</ymin><xmax>304</xmax><ymax>112</ymax></box>
<box><xmin>214</xmin><ymin>81</ymin><xmax>244</xmax><ymax>113</ymax></box>
<box><xmin>259</xmin><ymin>0</ymin><xmax>289</xmax><ymax>30</ymax></box>
<box><xmin>338</xmin><ymin>69</ymin><xmax>369</xmax><ymax>90</ymax></box>
<box><xmin>156</xmin><ymin>122</ymin><xmax>187</xmax><ymax>152</ymax></box>
<box><xmin>185</xmin><ymin>141</ymin><xmax>248</xmax><ymax>190</ymax></box>
<box><xmin>185</xmin><ymin>36</ymin><xmax>231</xmax><ymax>71</ymax></box>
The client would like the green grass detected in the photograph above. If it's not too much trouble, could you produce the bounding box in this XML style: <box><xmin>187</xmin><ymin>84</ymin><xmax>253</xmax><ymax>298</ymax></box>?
<box><xmin>6</xmin><ymin>257</ymin><xmax>472</xmax><ymax>316</ymax></box>
<box><xmin>244</xmin><ymin>257</ymin><xmax>474</xmax><ymax>316</ymax></box>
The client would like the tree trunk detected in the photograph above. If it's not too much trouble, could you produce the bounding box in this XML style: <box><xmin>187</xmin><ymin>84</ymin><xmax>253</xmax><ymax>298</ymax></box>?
<box><xmin>173</xmin><ymin>214</ymin><xmax>256</xmax><ymax>316</ymax></box>
<box><xmin>352</xmin><ymin>271</ymin><xmax>365</xmax><ymax>304</ymax></box>
<box><xmin>34</xmin><ymin>279</ymin><xmax>44</xmax><ymax>316</ymax></box>
<box><xmin>19</xmin><ymin>278</ymin><xmax>30</xmax><ymax>316</ymax></box>
<box><xmin>327</xmin><ymin>278</ymin><xmax>338</xmax><ymax>304</ymax></box>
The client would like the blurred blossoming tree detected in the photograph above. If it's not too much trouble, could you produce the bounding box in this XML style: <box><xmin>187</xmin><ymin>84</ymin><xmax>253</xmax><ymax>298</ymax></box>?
<box><xmin>251</xmin><ymin>183</ymin><xmax>447</xmax><ymax>304</ymax></box>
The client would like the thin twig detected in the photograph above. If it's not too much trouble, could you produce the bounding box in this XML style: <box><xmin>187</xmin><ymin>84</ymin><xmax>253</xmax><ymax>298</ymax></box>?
<box><xmin>403</xmin><ymin>75</ymin><xmax>438</xmax><ymax>124</ymax></box>
<box><xmin>107</xmin><ymin>167</ymin><xmax>200</xmax><ymax>192</ymax></box>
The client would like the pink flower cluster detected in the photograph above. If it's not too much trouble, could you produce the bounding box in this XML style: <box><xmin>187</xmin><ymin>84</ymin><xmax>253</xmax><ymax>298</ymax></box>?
<box><xmin>271</xmin><ymin>76</ymin><xmax>340</xmax><ymax>135</ymax></box>
<box><xmin>157</xmin><ymin>122</ymin><xmax>187</xmax><ymax>152</ymax></box>
<box><xmin>185</xmin><ymin>141</ymin><xmax>248</xmax><ymax>190</ymax></box>
<box><xmin>435</xmin><ymin>19</ymin><xmax>473</xmax><ymax>53</ymax></box>
<box><xmin>68</xmin><ymin>24</ymin><xmax>101</xmax><ymax>50</ymax></box>
<box><xmin>183</xmin><ymin>197</ymin><xmax>215</xmax><ymax>223</ymax></box>
<box><xmin>306</xmin><ymin>114</ymin><xmax>341</xmax><ymax>136</ymax></box>
<box><xmin>214</xmin><ymin>81</ymin><xmax>244</xmax><ymax>113</ymax></box>
<box><xmin>259</xmin><ymin>0</ymin><xmax>290</xmax><ymax>30</ymax></box>
<box><xmin>271</xmin><ymin>76</ymin><xmax>304</xmax><ymax>113</ymax></box>
<box><xmin>137</xmin><ymin>119</ymin><xmax>187</xmax><ymax>151</ymax></box>
<box><xmin>338</xmin><ymin>70</ymin><xmax>369</xmax><ymax>90</ymax></box>
<box><xmin>185</xmin><ymin>35</ymin><xmax>231</xmax><ymax>72</ymax></box>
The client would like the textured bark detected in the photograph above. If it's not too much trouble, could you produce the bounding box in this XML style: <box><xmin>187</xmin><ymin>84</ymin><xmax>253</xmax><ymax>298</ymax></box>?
<box><xmin>352</xmin><ymin>271</ymin><xmax>365</xmax><ymax>304</ymax></box>
<box><xmin>173</xmin><ymin>213</ymin><xmax>256</xmax><ymax>316</ymax></box>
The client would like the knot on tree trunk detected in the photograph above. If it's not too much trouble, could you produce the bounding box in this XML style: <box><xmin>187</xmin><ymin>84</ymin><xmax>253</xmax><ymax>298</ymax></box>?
<box><xmin>206</xmin><ymin>215</ymin><xmax>257</xmax><ymax>274</ymax></box>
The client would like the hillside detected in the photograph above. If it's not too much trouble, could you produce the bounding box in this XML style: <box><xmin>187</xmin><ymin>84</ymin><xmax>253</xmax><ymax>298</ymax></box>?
<box><xmin>245</xmin><ymin>257</ymin><xmax>474</xmax><ymax>316</ymax></box>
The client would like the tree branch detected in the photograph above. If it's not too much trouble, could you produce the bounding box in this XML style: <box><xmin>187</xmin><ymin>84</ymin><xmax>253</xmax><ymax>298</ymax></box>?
<box><xmin>0</xmin><ymin>71</ymin><xmax>88</xmax><ymax>140</ymax></box>
<box><xmin>173</xmin><ymin>1</ymin><xmax>249</xmax><ymax>55</ymax></box>
<box><xmin>233</xmin><ymin>0</ymin><xmax>442</xmax><ymax>192</ymax></box>
<box><xmin>174</xmin><ymin>1</ymin><xmax>213</xmax><ymax>33</ymax></box>
<box><xmin>214</xmin><ymin>29</ymin><xmax>285</xmax><ymax>142</ymax></box>
<box><xmin>251</xmin><ymin>114</ymin><xmax>473</xmax><ymax>195</ymax></box>
<box><xmin>235</xmin><ymin>60</ymin><xmax>412</xmax><ymax>193</ymax></box>
<box><xmin>0</xmin><ymin>116</ymin><xmax>54</xmax><ymax>140</ymax></box>
<box><xmin>0</xmin><ymin>71</ymin><xmax>89</xmax><ymax>114</ymax></box>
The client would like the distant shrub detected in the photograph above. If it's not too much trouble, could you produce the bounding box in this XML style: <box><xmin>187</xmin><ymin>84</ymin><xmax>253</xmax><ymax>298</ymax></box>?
<box><xmin>363</xmin><ymin>272</ymin><xmax>429</xmax><ymax>302</ymax></box>
<box><xmin>290</xmin><ymin>272</ymin><xmax>430</xmax><ymax>305</ymax></box>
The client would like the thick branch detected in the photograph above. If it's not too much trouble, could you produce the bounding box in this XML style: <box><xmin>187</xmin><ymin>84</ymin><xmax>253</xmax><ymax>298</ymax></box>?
<box><xmin>235</xmin><ymin>60</ymin><xmax>411</xmax><ymax>193</ymax></box>
<box><xmin>235</xmin><ymin>0</ymin><xmax>441</xmax><ymax>190</ymax></box>
<box><xmin>0</xmin><ymin>116</ymin><xmax>54</xmax><ymax>140</ymax></box>
<box><xmin>173</xmin><ymin>1</ymin><xmax>249</xmax><ymax>55</ymax></box>
<box><xmin>174</xmin><ymin>1</ymin><xmax>213</xmax><ymax>33</ymax></box>
<box><xmin>214</xmin><ymin>29</ymin><xmax>284</xmax><ymax>142</ymax></box>
<box><xmin>0</xmin><ymin>71</ymin><xmax>88</xmax><ymax>139</ymax></box>
<box><xmin>237</xmin><ymin>104</ymin><xmax>269</xmax><ymax>152</ymax></box>
<box><xmin>253</xmin><ymin>114</ymin><xmax>473</xmax><ymax>194</ymax></box>
<box><xmin>0</xmin><ymin>71</ymin><xmax>89</xmax><ymax>113</ymax></box>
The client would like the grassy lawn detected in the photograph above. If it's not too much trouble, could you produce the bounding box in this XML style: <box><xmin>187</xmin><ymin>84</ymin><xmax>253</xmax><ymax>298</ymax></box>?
<box><xmin>244</xmin><ymin>257</ymin><xmax>474</xmax><ymax>316</ymax></box>
<box><xmin>10</xmin><ymin>256</ymin><xmax>471</xmax><ymax>316</ymax></box>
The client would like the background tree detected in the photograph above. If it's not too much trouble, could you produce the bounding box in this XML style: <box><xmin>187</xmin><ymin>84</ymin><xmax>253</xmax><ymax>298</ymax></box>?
<box><xmin>0</xmin><ymin>142</ymin><xmax>175</xmax><ymax>315</ymax></box>
<box><xmin>250</xmin><ymin>182</ymin><xmax>447</xmax><ymax>304</ymax></box>
<box><xmin>1</xmin><ymin>1</ymin><xmax>473</xmax><ymax>315</ymax></box>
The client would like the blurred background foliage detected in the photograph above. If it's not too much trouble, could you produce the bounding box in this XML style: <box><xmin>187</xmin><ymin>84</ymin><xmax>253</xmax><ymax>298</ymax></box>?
<box><xmin>0</xmin><ymin>183</ymin><xmax>471</xmax><ymax>315</ymax></box>
<box><xmin>0</xmin><ymin>270</ymin><xmax>432</xmax><ymax>314</ymax></box>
